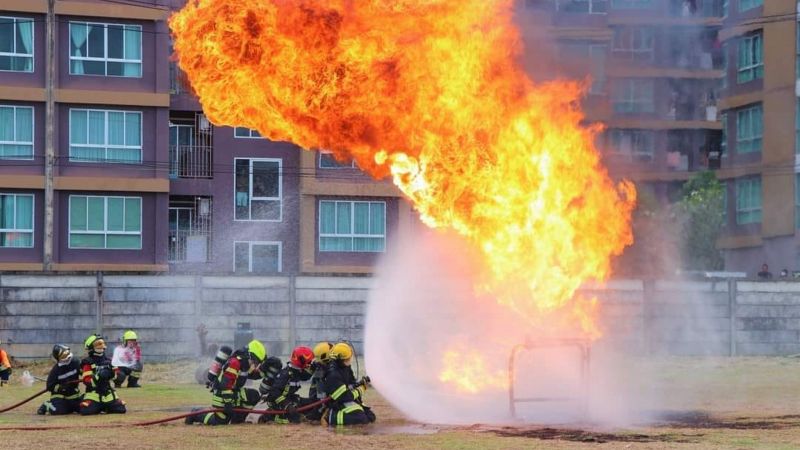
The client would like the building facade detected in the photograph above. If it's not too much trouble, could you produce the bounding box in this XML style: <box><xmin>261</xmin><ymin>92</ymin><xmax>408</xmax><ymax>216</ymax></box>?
<box><xmin>0</xmin><ymin>0</ymin><xmax>416</xmax><ymax>275</ymax></box>
<box><xmin>519</xmin><ymin>0</ymin><xmax>799</xmax><ymax>276</ymax></box>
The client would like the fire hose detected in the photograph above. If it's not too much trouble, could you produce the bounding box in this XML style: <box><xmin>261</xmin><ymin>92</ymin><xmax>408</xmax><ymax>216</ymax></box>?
<box><xmin>0</xmin><ymin>397</ymin><xmax>331</xmax><ymax>431</ymax></box>
<box><xmin>0</xmin><ymin>379</ymin><xmax>83</xmax><ymax>414</ymax></box>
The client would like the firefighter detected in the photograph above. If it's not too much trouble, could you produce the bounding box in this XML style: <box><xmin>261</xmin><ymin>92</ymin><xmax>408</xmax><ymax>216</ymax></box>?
<box><xmin>112</xmin><ymin>330</ymin><xmax>143</xmax><ymax>388</ymax></box>
<box><xmin>185</xmin><ymin>339</ymin><xmax>266</xmax><ymax>426</ymax></box>
<box><xmin>305</xmin><ymin>341</ymin><xmax>333</xmax><ymax>421</ymax></box>
<box><xmin>80</xmin><ymin>334</ymin><xmax>126</xmax><ymax>415</ymax></box>
<box><xmin>37</xmin><ymin>344</ymin><xmax>82</xmax><ymax>415</ymax></box>
<box><xmin>322</xmin><ymin>342</ymin><xmax>375</xmax><ymax>426</ymax></box>
<box><xmin>0</xmin><ymin>340</ymin><xmax>11</xmax><ymax>386</ymax></box>
<box><xmin>259</xmin><ymin>346</ymin><xmax>314</xmax><ymax>424</ymax></box>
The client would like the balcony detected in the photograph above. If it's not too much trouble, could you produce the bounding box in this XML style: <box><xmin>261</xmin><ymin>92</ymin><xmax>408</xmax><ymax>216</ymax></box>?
<box><xmin>169</xmin><ymin>113</ymin><xmax>213</xmax><ymax>179</ymax></box>
<box><xmin>169</xmin><ymin>145</ymin><xmax>213</xmax><ymax>179</ymax></box>
<box><xmin>169</xmin><ymin>197</ymin><xmax>212</xmax><ymax>263</ymax></box>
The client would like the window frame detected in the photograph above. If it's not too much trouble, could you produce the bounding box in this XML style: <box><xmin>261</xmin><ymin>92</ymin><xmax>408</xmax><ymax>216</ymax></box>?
<box><xmin>68</xmin><ymin>108</ymin><xmax>143</xmax><ymax>164</ymax></box>
<box><xmin>737</xmin><ymin>32</ymin><xmax>763</xmax><ymax>84</ymax></box>
<box><xmin>612</xmin><ymin>79</ymin><xmax>655</xmax><ymax>114</ymax></box>
<box><xmin>608</xmin><ymin>129</ymin><xmax>655</xmax><ymax>160</ymax></box>
<box><xmin>232</xmin><ymin>241</ymin><xmax>283</xmax><ymax>273</ymax></box>
<box><xmin>0</xmin><ymin>104</ymin><xmax>34</xmax><ymax>160</ymax></box>
<box><xmin>318</xmin><ymin>200</ymin><xmax>387</xmax><ymax>253</ymax></box>
<box><xmin>67</xmin><ymin>195</ymin><xmax>142</xmax><ymax>250</ymax></box>
<box><xmin>556</xmin><ymin>0</ymin><xmax>609</xmax><ymax>14</ymax></box>
<box><xmin>68</xmin><ymin>21</ymin><xmax>142</xmax><ymax>78</ymax></box>
<box><xmin>0</xmin><ymin>16</ymin><xmax>34</xmax><ymax>73</ymax></box>
<box><xmin>233</xmin><ymin>127</ymin><xmax>264</xmax><ymax>139</ymax></box>
<box><xmin>735</xmin><ymin>177</ymin><xmax>762</xmax><ymax>225</ymax></box>
<box><xmin>611</xmin><ymin>0</ymin><xmax>652</xmax><ymax>9</ymax></box>
<box><xmin>318</xmin><ymin>151</ymin><xmax>357</xmax><ymax>169</ymax></box>
<box><xmin>735</xmin><ymin>104</ymin><xmax>762</xmax><ymax>154</ymax></box>
<box><xmin>738</xmin><ymin>0</ymin><xmax>762</xmax><ymax>13</ymax></box>
<box><xmin>0</xmin><ymin>193</ymin><xmax>34</xmax><ymax>248</ymax></box>
<box><xmin>612</xmin><ymin>27</ymin><xmax>655</xmax><ymax>62</ymax></box>
<box><xmin>233</xmin><ymin>157</ymin><xmax>283</xmax><ymax>222</ymax></box>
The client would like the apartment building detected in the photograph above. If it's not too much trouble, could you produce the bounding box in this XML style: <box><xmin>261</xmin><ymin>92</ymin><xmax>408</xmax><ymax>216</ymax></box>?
<box><xmin>0</xmin><ymin>0</ymin><xmax>172</xmax><ymax>272</ymax></box>
<box><xmin>0</xmin><ymin>0</ymin><xmax>415</xmax><ymax>275</ymax></box>
<box><xmin>519</xmin><ymin>0</ymin><xmax>800</xmax><ymax>275</ymax></box>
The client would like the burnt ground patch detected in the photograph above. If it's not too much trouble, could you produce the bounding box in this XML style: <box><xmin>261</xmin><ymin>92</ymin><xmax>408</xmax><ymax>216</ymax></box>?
<box><xmin>650</xmin><ymin>410</ymin><xmax>800</xmax><ymax>430</ymax></box>
<box><xmin>486</xmin><ymin>426</ymin><xmax>701</xmax><ymax>444</ymax></box>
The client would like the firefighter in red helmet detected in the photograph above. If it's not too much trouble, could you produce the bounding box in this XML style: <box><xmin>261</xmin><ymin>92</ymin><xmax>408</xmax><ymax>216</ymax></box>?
<box><xmin>259</xmin><ymin>346</ymin><xmax>314</xmax><ymax>424</ymax></box>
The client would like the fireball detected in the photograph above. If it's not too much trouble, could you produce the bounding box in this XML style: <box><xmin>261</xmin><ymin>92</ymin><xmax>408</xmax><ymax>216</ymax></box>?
<box><xmin>170</xmin><ymin>0</ymin><xmax>636</xmax><ymax>394</ymax></box>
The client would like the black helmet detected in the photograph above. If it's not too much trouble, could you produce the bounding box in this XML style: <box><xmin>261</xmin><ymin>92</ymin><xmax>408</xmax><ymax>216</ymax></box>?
<box><xmin>52</xmin><ymin>344</ymin><xmax>72</xmax><ymax>362</ymax></box>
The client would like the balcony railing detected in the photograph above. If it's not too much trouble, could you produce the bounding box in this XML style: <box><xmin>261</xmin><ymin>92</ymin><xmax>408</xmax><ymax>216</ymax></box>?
<box><xmin>668</xmin><ymin>0</ymin><xmax>724</xmax><ymax>18</ymax></box>
<box><xmin>170</xmin><ymin>145</ymin><xmax>213</xmax><ymax>179</ymax></box>
<box><xmin>169</xmin><ymin>229</ymin><xmax>211</xmax><ymax>263</ymax></box>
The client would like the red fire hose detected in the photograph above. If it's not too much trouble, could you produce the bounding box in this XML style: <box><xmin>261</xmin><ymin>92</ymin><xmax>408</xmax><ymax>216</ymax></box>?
<box><xmin>0</xmin><ymin>387</ymin><xmax>48</xmax><ymax>414</ymax></box>
<box><xmin>0</xmin><ymin>397</ymin><xmax>330</xmax><ymax>431</ymax></box>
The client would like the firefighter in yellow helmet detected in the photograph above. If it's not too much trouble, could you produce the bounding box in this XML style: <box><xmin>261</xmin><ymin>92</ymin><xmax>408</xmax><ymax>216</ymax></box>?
<box><xmin>80</xmin><ymin>334</ymin><xmax>126</xmax><ymax>415</ymax></box>
<box><xmin>321</xmin><ymin>342</ymin><xmax>375</xmax><ymax>426</ymax></box>
<box><xmin>305</xmin><ymin>341</ymin><xmax>333</xmax><ymax>421</ymax></box>
<box><xmin>112</xmin><ymin>330</ymin><xmax>143</xmax><ymax>388</ymax></box>
<box><xmin>185</xmin><ymin>339</ymin><xmax>266</xmax><ymax>425</ymax></box>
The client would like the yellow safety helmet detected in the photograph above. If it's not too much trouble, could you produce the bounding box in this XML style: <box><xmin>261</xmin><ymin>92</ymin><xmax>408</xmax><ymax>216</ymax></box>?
<box><xmin>247</xmin><ymin>339</ymin><xmax>266</xmax><ymax>364</ymax></box>
<box><xmin>313</xmin><ymin>341</ymin><xmax>334</xmax><ymax>363</ymax></box>
<box><xmin>122</xmin><ymin>330</ymin><xmax>138</xmax><ymax>343</ymax></box>
<box><xmin>330</xmin><ymin>342</ymin><xmax>353</xmax><ymax>362</ymax></box>
<box><xmin>84</xmin><ymin>334</ymin><xmax>106</xmax><ymax>355</ymax></box>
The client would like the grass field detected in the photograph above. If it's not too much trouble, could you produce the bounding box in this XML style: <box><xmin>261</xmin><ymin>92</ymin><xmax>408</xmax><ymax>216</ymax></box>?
<box><xmin>1</xmin><ymin>357</ymin><xmax>800</xmax><ymax>449</ymax></box>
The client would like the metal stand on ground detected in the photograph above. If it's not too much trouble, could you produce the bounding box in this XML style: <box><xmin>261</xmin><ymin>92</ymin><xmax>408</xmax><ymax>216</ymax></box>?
<box><xmin>507</xmin><ymin>337</ymin><xmax>591</xmax><ymax>420</ymax></box>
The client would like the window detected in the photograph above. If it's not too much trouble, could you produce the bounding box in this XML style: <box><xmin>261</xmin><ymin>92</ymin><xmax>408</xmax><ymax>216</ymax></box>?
<box><xmin>735</xmin><ymin>177</ymin><xmax>761</xmax><ymax>224</ymax></box>
<box><xmin>721</xmin><ymin>41</ymin><xmax>728</xmax><ymax>90</ymax></box>
<box><xmin>234</xmin><ymin>127</ymin><xmax>263</xmax><ymax>138</ymax></box>
<box><xmin>796</xmin><ymin>175</ymin><xmax>800</xmax><ymax>229</ymax></box>
<box><xmin>234</xmin><ymin>158</ymin><xmax>282</xmax><ymax>221</ymax></box>
<box><xmin>739</xmin><ymin>0</ymin><xmax>762</xmax><ymax>12</ymax></box>
<box><xmin>69</xmin><ymin>109</ymin><xmax>142</xmax><ymax>163</ymax></box>
<box><xmin>736</xmin><ymin>104</ymin><xmax>762</xmax><ymax>153</ymax></box>
<box><xmin>611</xmin><ymin>0</ymin><xmax>652</xmax><ymax>9</ymax></box>
<box><xmin>0</xmin><ymin>194</ymin><xmax>33</xmax><ymax>248</ymax></box>
<box><xmin>608</xmin><ymin>129</ymin><xmax>655</xmax><ymax>160</ymax></box>
<box><xmin>0</xmin><ymin>17</ymin><xmax>33</xmax><ymax>72</ymax></box>
<box><xmin>589</xmin><ymin>45</ymin><xmax>606</xmax><ymax>94</ymax></box>
<box><xmin>69</xmin><ymin>195</ymin><xmax>141</xmax><ymax>249</ymax></box>
<box><xmin>613</xmin><ymin>79</ymin><xmax>654</xmax><ymax>113</ymax></box>
<box><xmin>319</xmin><ymin>200</ymin><xmax>386</xmax><ymax>252</ymax></box>
<box><xmin>69</xmin><ymin>22</ymin><xmax>142</xmax><ymax>77</ymax></box>
<box><xmin>0</xmin><ymin>105</ymin><xmax>33</xmax><ymax>159</ymax></box>
<box><xmin>233</xmin><ymin>241</ymin><xmax>281</xmax><ymax>273</ymax></box>
<box><xmin>797</xmin><ymin>24</ymin><xmax>800</xmax><ymax>79</ymax></box>
<box><xmin>319</xmin><ymin>152</ymin><xmax>356</xmax><ymax>169</ymax></box>
<box><xmin>796</xmin><ymin>99</ymin><xmax>800</xmax><ymax>154</ymax></box>
<box><xmin>721</xmin><ymin>112</ymin><xmax>727</xmax><ymax>156</ymax></box>
<box><xmin>737</xmin><ymin>32</ymin><xmax>763</xmax><ymax>84</ymax></box>
<box><xmin>556</xmin><ymin>0</ymin><xmax>608</xmax><ymax>13</ymax></box>
<box><xmin>612</xmin><ymin>28</ymin><xmax>654</xmax><ymax>61</ymax></box>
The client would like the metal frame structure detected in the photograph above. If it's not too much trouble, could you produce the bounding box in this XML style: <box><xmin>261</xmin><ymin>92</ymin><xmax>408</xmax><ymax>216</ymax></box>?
<box><xmin>508</xmin><ymin>337</ymin><xmax>591</xmax><ymax>419</ymax></box>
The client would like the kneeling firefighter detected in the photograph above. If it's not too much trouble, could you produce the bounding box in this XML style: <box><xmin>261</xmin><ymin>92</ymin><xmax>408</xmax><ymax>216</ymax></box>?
<box><xmin>322</xmin><ymin>342</ymin><xmax>375</xmax><ymax>426</ymax></box>
<box><xmin>259</xmin><ymin>346</ymin><xmax>314</xmax><ymax>424</ymax></box>
<box><xmin>185</xmin><ymin>339</ymin><xmax>266</xmax><ymax>425</ymax></box>
<box><xmin>37</xmin><ymin>344</ymin><xmax>82</xmax><ymax>415</ymax></box>
<box><xmin>305</xmin><ymin>341</ymin><xmax>333</xmax><ymax>421</ymax></box>
<box><xmin>80</xmin><ymin>334</ymin><xmax>126</xmax><ymax>415</ymax></box>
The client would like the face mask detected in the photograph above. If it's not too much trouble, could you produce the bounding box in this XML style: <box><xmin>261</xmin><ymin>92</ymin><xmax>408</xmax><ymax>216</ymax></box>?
<box><xmin>57</xmin><ymin>354</ymin><xmax>73</xmax><ymax>366</ymax></box>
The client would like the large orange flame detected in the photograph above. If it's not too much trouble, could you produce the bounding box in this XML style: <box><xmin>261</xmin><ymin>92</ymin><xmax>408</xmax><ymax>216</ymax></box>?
<box><xmin>170</xmin><ymin>0</ymin><xmax>636</xmax><ymax>393</ymax></box>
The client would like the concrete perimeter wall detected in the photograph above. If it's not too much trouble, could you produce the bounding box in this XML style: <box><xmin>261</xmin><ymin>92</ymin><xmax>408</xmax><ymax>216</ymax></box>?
<box><xmin>1</xmin><ymin>275</ymin><xmax>799</xmax><ymax>360</ymax></box>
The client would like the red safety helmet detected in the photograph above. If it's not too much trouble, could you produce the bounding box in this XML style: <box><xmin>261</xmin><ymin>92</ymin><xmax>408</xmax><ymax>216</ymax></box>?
<box><xmin>290</xmin><ymin>346</ymin><xmax>314</xmax><ymax>369</ymax></box>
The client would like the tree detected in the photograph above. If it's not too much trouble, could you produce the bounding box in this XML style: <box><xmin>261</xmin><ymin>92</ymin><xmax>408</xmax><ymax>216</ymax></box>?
<box><xmin>676</xmin><ymin>171</ymin><xmax>725</xmax><ymax>271</ymax></box>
